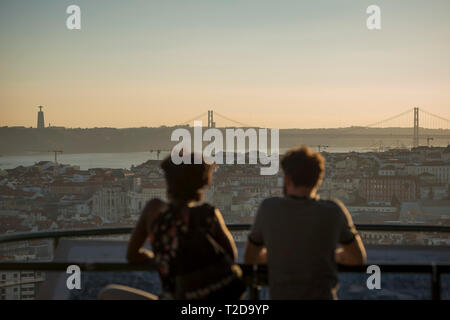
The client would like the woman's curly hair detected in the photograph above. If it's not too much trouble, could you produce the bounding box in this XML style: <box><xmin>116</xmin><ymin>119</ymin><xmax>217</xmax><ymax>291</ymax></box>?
<box><xmin>161</xmin><ymin>153</ymin><xmax>215</xmax><ymax>203</ymax></box>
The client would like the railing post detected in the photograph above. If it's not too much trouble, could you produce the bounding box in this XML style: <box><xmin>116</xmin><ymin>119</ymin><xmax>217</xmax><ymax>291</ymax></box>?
<box><xmin>53</xmin><ymin>237</ymin><xmax>60</xmax><ymax>257</ymax></box>
<box><xmin>431</xmin><ymin>264</ymin><xmax>441</xmax><ymax>300</ymax></box>
<box><xmin>248</xmin><ymin>265</ymin><xmax>261</xmax><ymax>300</ymax></box>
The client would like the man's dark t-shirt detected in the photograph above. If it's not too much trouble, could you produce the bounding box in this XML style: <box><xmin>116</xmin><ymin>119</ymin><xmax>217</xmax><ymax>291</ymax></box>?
<box><xmin>248</xmin><ymin>196</ymin><xmax>358</xmax><ymax>300</ymax></box>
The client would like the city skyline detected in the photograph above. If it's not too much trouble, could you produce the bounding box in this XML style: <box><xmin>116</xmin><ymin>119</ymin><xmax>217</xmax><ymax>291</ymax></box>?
<box><xmin>2</xmin><ymin>0</ymin><xmax>450</xmax><ymax>304</ymax></box>
<box><xmin>1</xmin><ymin>0</ymin><xmax>450</xmax><ymax>129</ymax></box>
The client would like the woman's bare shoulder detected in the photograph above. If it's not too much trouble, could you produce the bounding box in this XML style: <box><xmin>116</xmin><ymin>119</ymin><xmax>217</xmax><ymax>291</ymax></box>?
<box><xmin>143</xmin><ymin>198</ymin><xmax>168</xmax><ymax>227</ymax></box>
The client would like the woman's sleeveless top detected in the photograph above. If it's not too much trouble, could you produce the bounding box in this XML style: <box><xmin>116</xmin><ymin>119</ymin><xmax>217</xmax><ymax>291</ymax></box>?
<box><xmin>148</xmin><ymin>203</ymin><xmax>219</xmax><ymax>294</ymax></box>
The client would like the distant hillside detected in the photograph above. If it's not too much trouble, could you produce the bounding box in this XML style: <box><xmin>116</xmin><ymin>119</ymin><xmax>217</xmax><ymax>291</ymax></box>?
<box><xmin>0</xmin><ymin>126</ymin><xmax>449</xmax><ymax>155</ymax></box>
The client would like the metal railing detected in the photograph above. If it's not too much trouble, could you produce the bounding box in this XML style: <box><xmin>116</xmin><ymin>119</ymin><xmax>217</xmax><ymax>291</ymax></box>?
<box><xmin>1</xmin><ymin>224</ymin><xmax>450</xmax><ymax>300</ymax></box>
<box><xmin>1</xmin><ymin>223</ymin><xmax>450</xmax><ymax>244</ymax></box>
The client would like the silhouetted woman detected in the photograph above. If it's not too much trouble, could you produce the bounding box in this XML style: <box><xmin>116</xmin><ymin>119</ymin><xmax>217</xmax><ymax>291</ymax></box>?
<box><xmin>100</xmin><ymin>153</ymin><xmax>243</xmax><ymax>300</ymax></box>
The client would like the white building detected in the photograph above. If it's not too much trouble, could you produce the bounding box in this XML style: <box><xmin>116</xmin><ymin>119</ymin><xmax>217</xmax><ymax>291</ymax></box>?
<box><xmin>92</xmin><ymin>186</ymin><xmax>127</xmax><ymax>222</ymax></box>
<box><xmin>141</xmin><ymin>184</ymin><xmax>166</xmax><ymax>201</ymax></box>
<box><xmin>348</xmin><ymin>205</ymin><xmax>397</xmax><ymax>214</ymax></box>
<box><xmin>406</xmin><ymin>162</ymin><xmax>450</xmax><ymax>184</ymax></box>
<box><xmin>127</xmin><ymin>182</ymin><xmax>167</xmax><ymax>216</ymax></box>
<box><xmin>419</xmin><ymin>185</ymin><xmax>449</xmax><ymax>201</ymax></box>
<box><xmin>378</xmin><ymin>165</ymin><xmax>396</xmax><ymax>176</ymax></box>
<box><xmin>127</xmin><ymin>191</ymin><xmax>150</xmax><ymax>215</ymax></box>
<box><xmin>0</xmin><ymin>271</ymin><xmax>45</xmax><ymax>300</ymax></box>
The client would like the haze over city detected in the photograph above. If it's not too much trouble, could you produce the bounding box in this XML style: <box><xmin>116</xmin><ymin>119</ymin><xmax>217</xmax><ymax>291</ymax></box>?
<box><xmin>1</xmin><ymin>0</ymin><xmax>450</xmax><ymax>129</ymax></box>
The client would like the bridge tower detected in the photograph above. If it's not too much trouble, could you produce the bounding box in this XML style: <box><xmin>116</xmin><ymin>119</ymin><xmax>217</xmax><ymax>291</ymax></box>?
<box><xmin>208</xmin><ymin>110</ymin><xmax>215</xmax><ymax>128</ymax></box>
<box><xmin>413</xmin><ymin>107</ymin><xmax>419</xmax><ymax>148</ymax></box>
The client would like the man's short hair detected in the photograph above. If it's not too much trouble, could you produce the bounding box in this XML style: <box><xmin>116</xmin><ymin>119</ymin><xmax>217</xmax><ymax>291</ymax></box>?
<box><xmin>281</xmin><ymin>146</ymin><xmax>325</xmax><ymax>188</ymax></box>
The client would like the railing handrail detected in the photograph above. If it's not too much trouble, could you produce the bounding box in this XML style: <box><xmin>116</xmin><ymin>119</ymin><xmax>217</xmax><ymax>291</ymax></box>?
<box><xmin>1</xmin><ymin>224</ymin><xmax>450</xmax><ymax>245</ymax></box>
<box><xmin>0</xmin><ymin>262</ymin><xmax>450</xmax><ymax>274</ymax></box>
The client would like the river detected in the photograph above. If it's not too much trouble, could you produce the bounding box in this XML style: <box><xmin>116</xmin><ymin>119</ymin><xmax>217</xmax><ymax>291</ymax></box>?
<box><xmin>0</xmin><ymin>147</ymin><xmax>374</xmax><ymax>170</ymax></box>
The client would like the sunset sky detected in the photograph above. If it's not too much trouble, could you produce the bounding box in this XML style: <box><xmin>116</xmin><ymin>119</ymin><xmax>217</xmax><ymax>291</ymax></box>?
<box><xmin>0</xmin><ymin>0</ymin><xmax>449</xmax><ymax>129</ymax></box>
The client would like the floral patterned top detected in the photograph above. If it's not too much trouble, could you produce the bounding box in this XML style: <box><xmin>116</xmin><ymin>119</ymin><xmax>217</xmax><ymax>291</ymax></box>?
<box><xmin>148</xmin><ymin>203</ymin><xmax>218</xmax><ymax>295</ymax></box>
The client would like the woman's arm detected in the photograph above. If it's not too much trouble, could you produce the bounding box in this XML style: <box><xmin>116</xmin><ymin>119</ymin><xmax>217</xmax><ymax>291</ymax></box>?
<box><xmin>212</xmin><ymin>208</ymin><xmax>238</xmax><ymax>262</ymax></box>
<box><xmin>126</xmin><ymin>199</ymin><xmax>166</xmax><ymax>264</ymax></box>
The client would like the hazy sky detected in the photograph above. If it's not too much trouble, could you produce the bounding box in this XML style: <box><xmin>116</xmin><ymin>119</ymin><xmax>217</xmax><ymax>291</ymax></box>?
<box><xmin>0</xmin><ymin>0</ymin><xmax>449</xmax><ymax>129</ymax></box>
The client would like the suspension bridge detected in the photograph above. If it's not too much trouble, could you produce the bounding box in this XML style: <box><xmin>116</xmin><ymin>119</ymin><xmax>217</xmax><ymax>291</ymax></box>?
<box><xmin>177</xmin><ymin>110</ymin><xmax>253</xmax><ymax>128</ymax></box>
<box><xmin>176</xmin><ymin>108</ymin><xmax>450</xmax><ymax>149</ymax></box>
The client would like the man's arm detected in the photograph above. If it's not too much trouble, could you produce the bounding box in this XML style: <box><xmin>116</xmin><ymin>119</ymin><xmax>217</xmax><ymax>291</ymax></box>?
<box><xmin>244</xmin><ymin>200</ymin><xmax>268</xmax><ymax>265</ymax></box>
<box><xmin>335</xmin><ymin>200</ymin><xmax>367</xmax><ymax>266</ymax></box>
<box><xmin>244</xmin><ymin>242</ymin><xmax>267</xmax><ymax>265</ymax></box>
<box><xmin>335</xmin><ymin>235</ymin><xmax>367</xmax><ymax>266</ymax></box>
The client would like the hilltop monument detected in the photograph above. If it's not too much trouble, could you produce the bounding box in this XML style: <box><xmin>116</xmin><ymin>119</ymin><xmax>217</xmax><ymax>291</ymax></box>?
<box><xmin>37</xmin><ymin>106</ymin><xmax>45</xmax><ymax>129</ymax></box>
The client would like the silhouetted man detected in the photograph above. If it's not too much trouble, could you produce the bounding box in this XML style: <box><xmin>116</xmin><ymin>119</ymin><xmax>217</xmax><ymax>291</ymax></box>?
<box><xmin>244</xmin><ymin>146</ymin><xmax>366</xmax><ymax>299</ymax></box>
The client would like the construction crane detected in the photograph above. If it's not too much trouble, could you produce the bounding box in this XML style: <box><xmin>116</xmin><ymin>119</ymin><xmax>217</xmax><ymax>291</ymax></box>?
<box><xmin>150</xmin><ymin>149</ymin><xmax>170</xmax><ymax>160</ymax></box>
<box><xmin>48</xmin><ymin>150</ymin><xmax>63</xmax><ymax>164</ymax></box>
